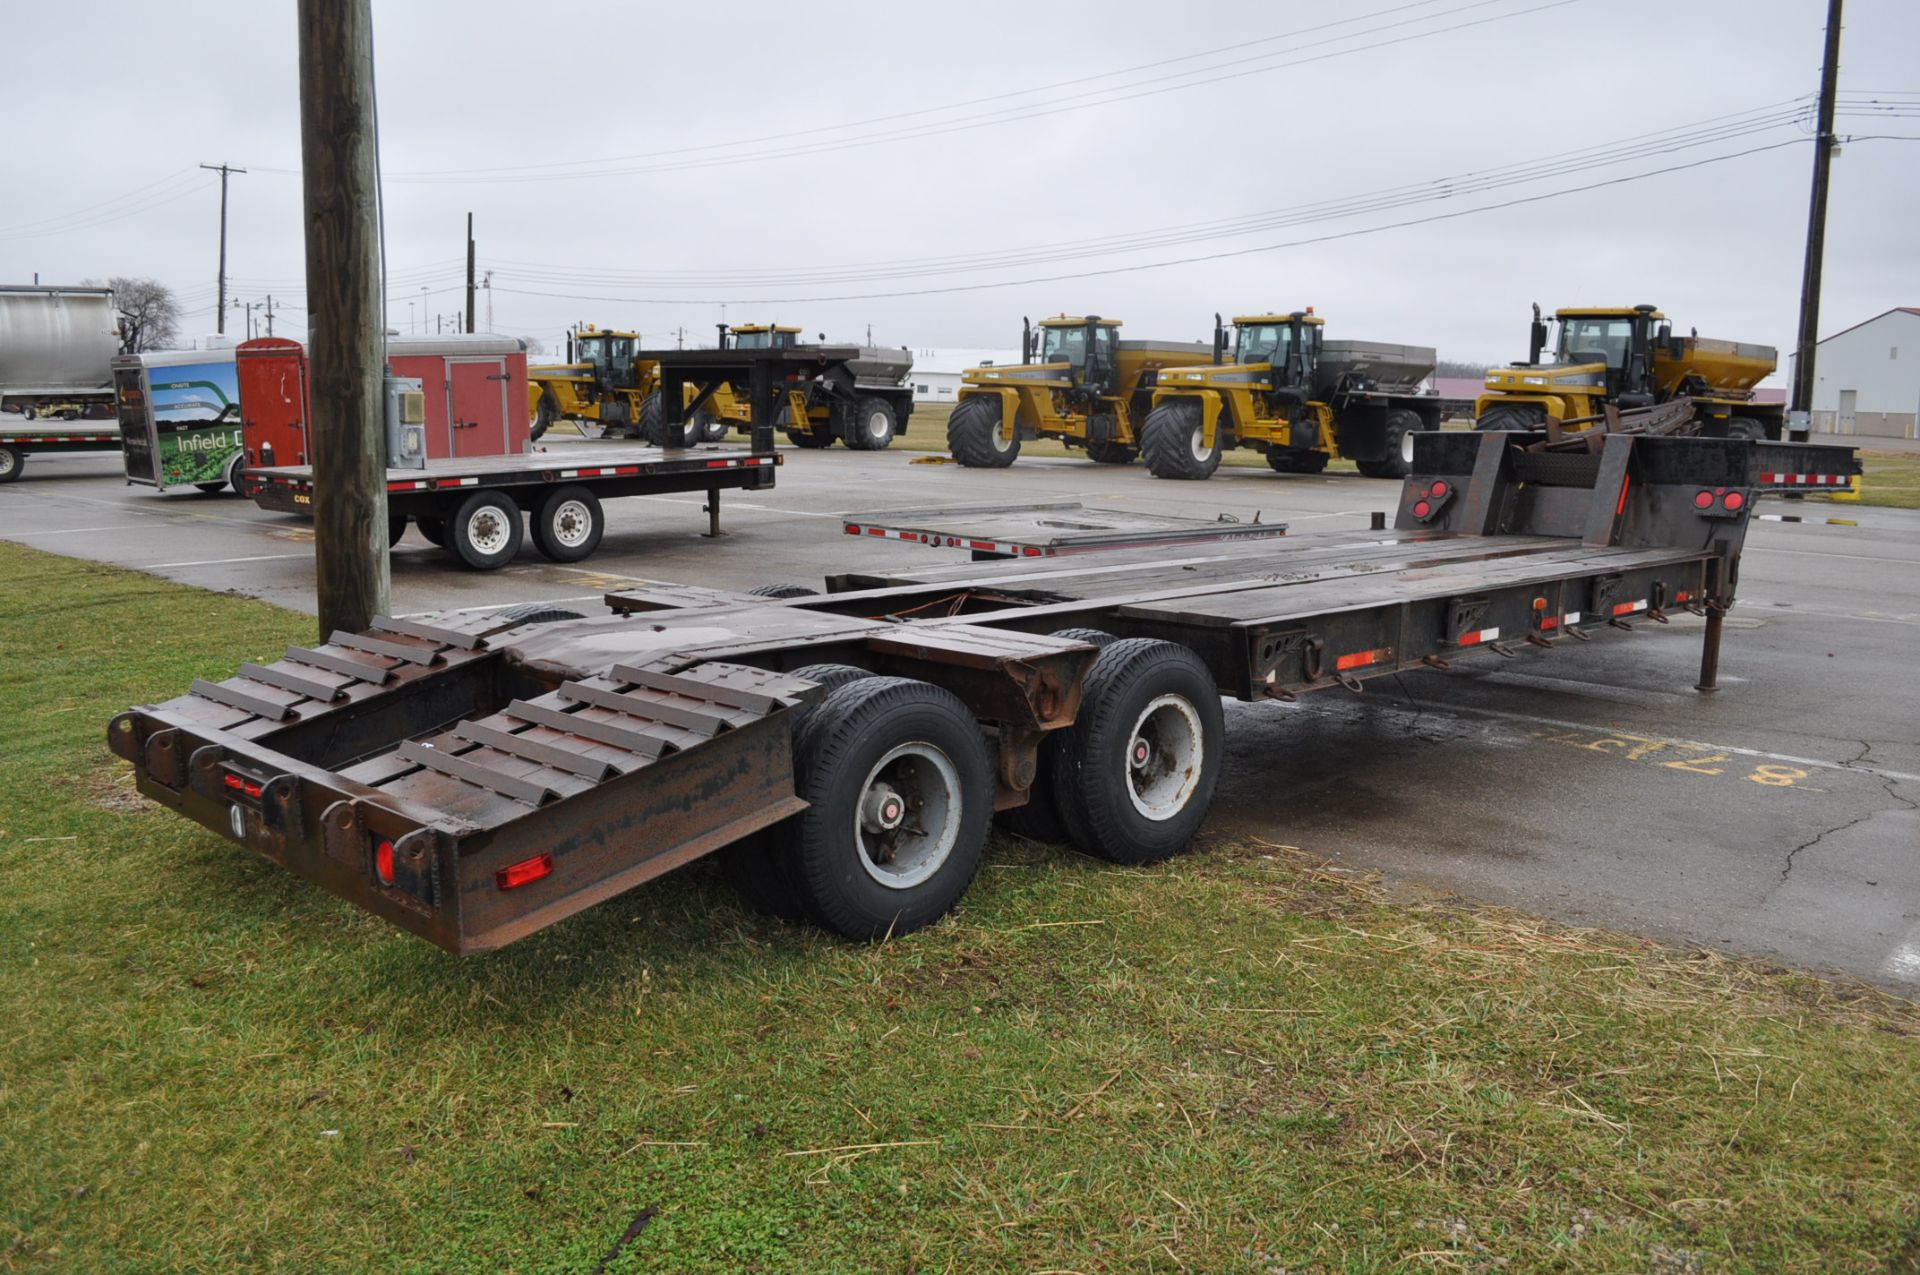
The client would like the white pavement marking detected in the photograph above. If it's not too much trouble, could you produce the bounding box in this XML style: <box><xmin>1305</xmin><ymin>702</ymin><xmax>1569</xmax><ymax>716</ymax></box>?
<box><xmin>0</xmin><ymin>524</ymin><xmax>150</xmax><ymax>536</ymax></box>
<box><xmin>1746</xmin><ymin>546</ymin><xmax>1918</xmax><ymax>567</ymax></box>
<box><xmin>141</xmin><ymin>553</ymin><xmax>311</xmax><ymax>569</ymax></box>
<box><xmin>1416</xmin><ymin>701</ymin><xmax>1920</xmax><ymax>784</ymax></box>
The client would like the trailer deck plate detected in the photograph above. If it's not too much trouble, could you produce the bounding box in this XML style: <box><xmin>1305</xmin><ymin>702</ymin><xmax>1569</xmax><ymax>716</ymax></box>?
<box><xmin>842</xmin><ymin>501</ymin><xmax>1287</xmax><ymax>558</ymax></box>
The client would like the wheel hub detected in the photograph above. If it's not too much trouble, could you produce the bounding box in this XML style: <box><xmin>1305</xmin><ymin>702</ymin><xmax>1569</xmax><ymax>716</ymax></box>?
<box><xmin>1125</xmin><ymin>694</ymin><xmax>1205</xmax><ymax>822</ymax></box>
<box><xmin>861</xmin><ymin>783</ymin><xmax>907</xmax><ymax>834</ymax></box>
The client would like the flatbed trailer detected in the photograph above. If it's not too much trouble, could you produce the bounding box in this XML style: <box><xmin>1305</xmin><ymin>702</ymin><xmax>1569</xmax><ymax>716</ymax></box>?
<box><xmin>111</xmin><ymin>431</ymin><xmax>1856</xmax><ymax>954</ymax></box>
<box><xmin>238</xmin><ymin>344</ymin><xmax>847</xmax><ymax>568</ymax></box>
<box><xmin>0</xmin><ymin>422</ymin><xmax>121</xmax><ymax>483</ymax></box>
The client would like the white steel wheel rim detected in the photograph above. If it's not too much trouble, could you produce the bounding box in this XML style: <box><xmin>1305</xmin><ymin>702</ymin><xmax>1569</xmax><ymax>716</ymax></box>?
<box><xmin>1125</xmin><ymin>693</ymin><xmax>1204</xmax><ymax>821</ymax></box>
<box><xmin>466</xmin><ymin>506</ymin><xmax>511</xmax><ymax>555</ymax></box>
<box><xmin>0</xmin><ymin>450</ymin><xmax>15</xmax><ymax>477</ymax></box>
<box><xmin>990</xmin><ymin>417</ymin><xmax>1014</xmax><ymax>452</ymax></box>
<box><xmin>867</xmin><ymin>410</ymin><xmax>891</xmax><ymax>441</ymax></box>
<box><xmin>550</xmin><ymin>499</ymin><xmax>594</xmax><ymax>548</ymax></box>
<box><xmin>853</xmin><ymin>742</ymin><xmax>961</xmax><ymax>890</ymax></box>
<box><xmin>1189</xmin><ymin>422</ymin><xmax>1212</xmax><ymax>462</ymax></box>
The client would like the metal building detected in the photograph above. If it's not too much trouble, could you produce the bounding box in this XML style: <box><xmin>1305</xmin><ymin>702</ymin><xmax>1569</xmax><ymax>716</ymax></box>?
<box><xmin>1811</xmin><ymin>307</ymin><xmax>1920</xmax><ymax>439</ymax></box>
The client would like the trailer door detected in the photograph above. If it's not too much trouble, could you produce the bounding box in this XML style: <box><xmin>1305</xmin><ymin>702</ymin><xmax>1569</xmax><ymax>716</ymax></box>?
<box><xmin>114</xmin><ymin>366</ymin><xmax>158</xmax><ymax>483</ymax></box>
<box><xmin>449</xmin><ymin>359</ymin><xmax>509</xmax><ymax>458</ymax></box>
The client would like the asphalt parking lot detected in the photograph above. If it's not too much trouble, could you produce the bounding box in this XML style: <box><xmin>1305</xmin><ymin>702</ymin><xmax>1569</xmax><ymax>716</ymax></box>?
<box><xmin>5</xmin><ymin>426</ymin><xmax>1916</xmax><ymax>993</ymax></box>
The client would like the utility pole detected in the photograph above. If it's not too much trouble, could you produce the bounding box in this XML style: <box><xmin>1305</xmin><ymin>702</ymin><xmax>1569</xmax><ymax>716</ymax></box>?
<box><xmin>1790</xmin><ymin>0</ymin><xmax>1844</xmax><ymax>440</ymax></box>
<box><xmin>297</xmin><ymin>0</ymin><xmax>388</xmax><ymax>636</ymax></box>
<box><xmin>200</xmin><ymin>163</ymin><xmax>247</xmax><ymax>334</ymax></box>
<box><xmin>263</xmin><ymin>294</ymin><xmax>276</xmax><ymax>336</ymax></box>
<box><xmin>465</xmin><ymin>212</ymin><xmax>476</xmax><ymax>333</ymax></box>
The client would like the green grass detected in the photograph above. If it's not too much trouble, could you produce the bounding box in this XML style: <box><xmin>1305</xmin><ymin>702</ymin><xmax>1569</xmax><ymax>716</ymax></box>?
<box><xmin>3</xmin><ymin>540</ymin><xmax>1918</xmax><ymax>1273</ymax></box>
<box><xmin>1816</xmin><ymin>449</ymin><xmax>1920</xmax><ymax>510</ymax></box>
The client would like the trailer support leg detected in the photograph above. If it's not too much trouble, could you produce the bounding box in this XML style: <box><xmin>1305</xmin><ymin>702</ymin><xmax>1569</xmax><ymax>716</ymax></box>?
<box><xmin>1695</xmin><ymin>603</ymin><xmax>1726</xmax><ymax>693</ymax></box>
<box><xmin>703</xmin><ymin>486</ymin><xmax>722</xmax><ymax>538</ymax></box>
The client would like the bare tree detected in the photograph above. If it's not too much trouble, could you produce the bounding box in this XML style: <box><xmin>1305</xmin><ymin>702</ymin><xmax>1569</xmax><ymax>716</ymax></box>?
<box><xmin>521</xmin><ymin>335</ymin><xmax>546</xmax><ymax>357</ymax></box>
<box><xmin>99</xmin><ymin>277</ymin><xmax>180</xmax><ymax>352</ymax></box>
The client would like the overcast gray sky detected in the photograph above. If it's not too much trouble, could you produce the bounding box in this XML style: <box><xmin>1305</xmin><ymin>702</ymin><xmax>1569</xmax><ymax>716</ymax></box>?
<box><xmin>4</xmin><ymin>0</ymin><xmax>1917</xmax><ymax>375</ymax></box>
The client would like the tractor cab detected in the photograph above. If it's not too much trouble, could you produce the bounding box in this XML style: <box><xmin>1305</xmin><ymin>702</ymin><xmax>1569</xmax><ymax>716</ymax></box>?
<box><xmin>723</xmin><ymin>324</ymin><xmax>803</xmax><ymax>351</ymax></box>
<box><xmin>1227</xmin><ymin>311</ymin><xmax>1323</xmax><ymax>392</ymax></box>
<box><xmin>572</xmin><ymin>327</ymin><xmax>644</xmax><ymax>393</ymax></box>
<box><xmin>1025</xmin><ymin>315</ymin><xmax>1120</xmax><ymax>394</ymax></box>
<box><xmin>1547</xmin><ymin>305</ymin><xmax>1662</xmax><ymax>403</ymax></box>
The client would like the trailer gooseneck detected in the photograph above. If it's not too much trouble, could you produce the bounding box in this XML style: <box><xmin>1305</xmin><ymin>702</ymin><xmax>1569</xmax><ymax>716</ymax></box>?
<box><xmin>109</xmin><ymin>432</ymin><xmax>1857</xmax><ymax>953</ymax></box>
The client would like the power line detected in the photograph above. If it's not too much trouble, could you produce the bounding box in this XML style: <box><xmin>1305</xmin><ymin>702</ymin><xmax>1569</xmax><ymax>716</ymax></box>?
<box><xmin>266</xmin><ymin>0</ymin><xmax>1583</xmax><ymax>186</ymax></box>
<box><xmin>479</xmin><ymin>100</ymin><xmax>1814</xmax><ymax>291</ymax></box>
<box><xmin>491</xmin><ymin>137</ymin><xmax>1814</xmax><ymax>308</ymax></box>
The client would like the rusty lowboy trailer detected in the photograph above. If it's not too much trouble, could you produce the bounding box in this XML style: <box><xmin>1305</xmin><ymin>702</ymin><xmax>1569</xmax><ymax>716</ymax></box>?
<box><xmin>110</xmin><ymin>430</ymin><xmax>1856</xmax><ymax>953</ymax></box>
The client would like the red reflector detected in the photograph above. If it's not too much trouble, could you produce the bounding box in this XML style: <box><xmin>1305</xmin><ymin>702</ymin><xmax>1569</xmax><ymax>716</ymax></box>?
<box><xmin>496</xmin><ymin>853</ymin><xmax>553</xmax><ymax>891</ymax></box>
<box><xmin>243</xmin><ymin>782</ymin><xmax>263</xmax><ymax>799</ymax></box>
<box><xmin>1614</xmin><ymin>474</ymin><xmax>1632</xmax><ymax>517</ymax></box>
<box><xmin>223</xmin><ymin>774</ymin><xmax>244</xmax><ymax>791</ymax></box>
<box><xmin>1335</xmin><ymin>648</ymin><xmax>1387</xmax><ymax>672</ymax></box>
<box><xmin>374</xmin><ymin>839</ymin><xmax>396</xmax><ymax>886</ymax></box>
<box><xmin>1721</xmin><ymin>491</ymin><xmax>1745</xmax><ymax>512</ymax></box>
<box><xmin>1693</xmin><ymin>490</ymin><xmax>1714</xmax><ymax>509</ymax></box>
<box><xmin>1022</xmin><ymin>546</ymin><xmax>1042</xmax><ymax>556</ymax></box>
<box><xmin>1429</xmin><ymin>480</ymin><xmax>1449</xmax><ymax>498</ymax></box>
<box><xmin>1412</xmin><ymin>500</ymin><xmax>1431</xmax><ymax>518</ymax></box>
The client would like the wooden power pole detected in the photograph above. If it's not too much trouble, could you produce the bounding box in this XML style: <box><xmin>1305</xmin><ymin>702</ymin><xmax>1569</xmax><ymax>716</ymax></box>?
<box><xmin>1789</xmin><ymin>0</ymin><xmax>1844</xmax><ymax>439</ymax></box>
<box><xmin>199</xmin><ymin>162</ymin><xmax>247</xmax><ymax>335</ymax></box>
<box><xmin>465</xmin><ymin>213</ymin><xmax>477</xmax><ymax>333</ymax></box>
<box><xmin>297</xmin><ymin>0</ymin><xmax>389</xmax><ymax>636</ymax></box>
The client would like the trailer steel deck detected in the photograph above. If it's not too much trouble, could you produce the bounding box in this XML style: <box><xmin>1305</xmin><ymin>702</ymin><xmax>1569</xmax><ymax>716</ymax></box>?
<box><xmin>112</xmin><ymin>431</ymin><xmax>1858</xmax><ymax>954</ymax></box>
<box><xmin>840</xmin><ymin>501</ymin><xmax>1289</xmax><ymax>559</ymax></box>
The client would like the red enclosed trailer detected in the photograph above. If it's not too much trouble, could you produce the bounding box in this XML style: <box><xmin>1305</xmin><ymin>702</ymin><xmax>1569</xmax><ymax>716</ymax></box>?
<box><xmin>236</xmin><ymin>334</ymin><xmax>532</xmax><ymax>468</ymax></box>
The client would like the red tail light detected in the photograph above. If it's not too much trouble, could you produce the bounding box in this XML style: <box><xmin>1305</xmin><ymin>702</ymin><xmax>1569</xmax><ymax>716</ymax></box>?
<box><xmin>223</xmin><ymin>774</ymin><xmax>244</xmax><ymax>791</ymax></box>
<box><xmin>1429</xmin><ymin>480</ymin><xmax>1449</xmax><ymax>498</ymax></box>
<box><xmin>1412</xmin><ymin>499</ymin><xmax>1432</xmax><ymax>518</ymax></box>
<box><xmin>1693</xmin><ymin>490</ymin><xmax>1714</xmax><ymax>509</ymax></box>
<box><xmin>496</xmin><ymin>853</ymin><xmax>554</xmax><ymax>891</ymax></box>
<box><xmin>1721</xmin><ymin>491</ymin><xmax>1745</xmax><ymax>512</ymax></box>
<box><xmin>374</xmin><ymin>839</ymin><xmax>396</xmax><ymax>886</ymax></box>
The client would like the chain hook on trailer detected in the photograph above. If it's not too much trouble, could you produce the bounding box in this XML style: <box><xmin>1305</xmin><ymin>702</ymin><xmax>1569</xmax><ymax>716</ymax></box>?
<box><xmin>1563</xmin><ymin>624</ymin><xmax>1593</xmax><ymax>642</ymax></box>
<box><xmin>1646</xmin><ymin>608</ymin><xmax>1671</xmax><ymax>624</ymax></box>
<box><xmin>1420</xmin><ymin>654</ymin><xmax>1451</xmax><ymax>671</ymax></box>
<box><xmin>1487</xmin><ymin>642</ymin><xmax>1518</xmax><ymax>658</ymax></box>
<box><xmin>1334</xmin><ymin>670</ymin><xmax>1364</xmax><ymax>693</ymax></box>
<box><xmin>1524</xmin><ymin>633</ymin><xmax>1554</xmax><ymax>649</ymax></box>
<box><xmin>1607</xmin><ymin>618</ymin><xmax>1635</xmax><ymax>632</ymax></box>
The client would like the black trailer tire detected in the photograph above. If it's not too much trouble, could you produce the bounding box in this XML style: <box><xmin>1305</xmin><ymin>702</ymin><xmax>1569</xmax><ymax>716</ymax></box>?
<box><xmin>416</xmin><ymin>515</ymin><xmax>447</xmax><ymax>547</ymax></box>
<box><xmin>1085</xmin><ymin>439</ymin><xmax>1138</xmax><ymax>465</ymax></box>
<box><xmin>994</xmin><ymin>626</ymin><xmax>1116</xmax><ymax>844</ymax></box>
<box><xmin>528</xmin><ymin>485</ymin><xmax>604</xmax><ymax>563</ymax></box>
<box><xmin>784</xmin><ymin>676</ymin><xmax>992</xmax><ymax>940</ymax></box>
<box><xmin>846</xmin><ymin>397</ymin><xmax>898</xmax><ymax>450</ymax></box>
<box><xmin>1359</xmin><ymin>408</ymin><xmax>1421</xmax><ymax>480</ymax></box>
<box><xmin>448</xmin><ymin>490</ymin><xmax>524</xmax><ymax>570</ymax></box>
<box><xmin>1266</xmin><ymin>448</ymin><xmax>1330</xmax><ymax>474</ymax></box>
<box><xmin>1052</xmin><ymin>626</ymin><xmax>1116</xmax><ymax>648</ymax></box>
<box><xmin>719</xmin><ymin>662</ymin><xmax>872</xmax><ymax>920</ymax></box>
<box><xmin>0</xmin><ymin>444</ymin><xmax>22</xmax><ymax>483</ymax></box>
<box><xmin>387</xmin><ymin>512</ymin><xmax>409</xmax><ymax>548</ymax></box>
<box><xmin>17</xmin><ymin>405</ymin><xmax>34</xmax><ymax>421</ymax></box>
<box><xmin>638</xmin><ymin>392</ymin><xmax>698</xmax><ymax>448</ymax></box>
<box><xmin>947</xmin><ymin>395</ymin><xmax>1020</xmax><ymax>468</ymax></box>
<box><xmin>746</xmin><ymin>582</ymin><xmax>819</xmax><ymax>599</ymax></box>
<box><xmin>1048</xmin><ymin>638</ymin><xmax>1224</xmax><ymax>865</ymax></box>
<box><xmin>788</xmin><ymin>429</ymin><xmax>835</xmax><ymax>448</ymax></box>
<box><xmin>1141</xmin><ymin>400</ymin><xmax>1221</xmax><ymax>480</ymax></box>
<box><xmin>531</xmin><ymin>393</ymin><xmax>556</xmax><ymax>441</ymax></box>
<box><xmin>1475</xmin><ymin>403</ymin><xmax>1545</xmax><ymax>432</ymax></box>
<box><xmin>1726</xmin><ymin>416</ymin><xmax>1766</xmax><ymax>441</ymax></box>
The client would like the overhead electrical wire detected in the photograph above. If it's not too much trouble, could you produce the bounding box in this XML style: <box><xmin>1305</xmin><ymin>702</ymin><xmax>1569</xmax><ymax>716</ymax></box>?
<box><xmin>490</xmin><ymin>137</ymin><xmax>1823</xmax><ymax>308</ymax></box>
<box><xmin>240</xmin><ymin>0</ymin><xmax>1585</xmax><ymax>186</ymax></box>
<box><xmin>477</xmin><ymin>99</ymin><xmax>1817</xmax><ymax>290</ymax></box>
